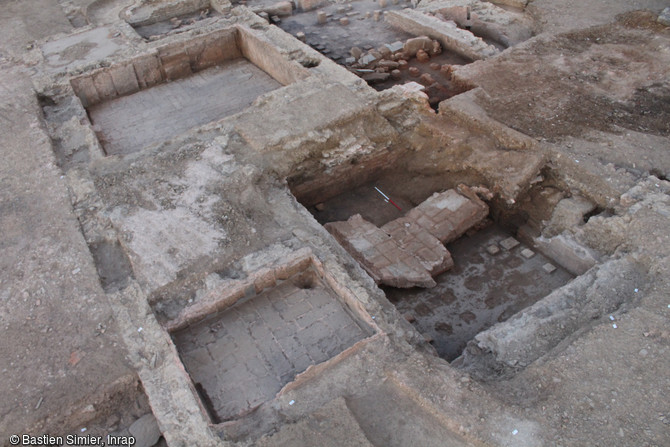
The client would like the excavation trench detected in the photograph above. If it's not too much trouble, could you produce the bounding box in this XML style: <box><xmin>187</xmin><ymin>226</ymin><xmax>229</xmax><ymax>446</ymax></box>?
<box><xmin>290</xmin><ymin>166</ymin><xmax>576</xmax><ymax>362</ymax></box>
<box><xmin>162</xmin><ymin>257</ymin><xmax>378</xmax><ymax>425</ymax></box>
<box><xmin>262</xmin><ymin>0</ymin><xmax>476</xmax><ymax>106</ymax></box>
<box><xmin>67</xmin><ymin>26</ymin><xmax>309</xmax><ymax>156</ymax></box>
<box><xmin>118</xmin><ymin>0</ymin><xmax>494</xmax><ymax>107</ymax></box>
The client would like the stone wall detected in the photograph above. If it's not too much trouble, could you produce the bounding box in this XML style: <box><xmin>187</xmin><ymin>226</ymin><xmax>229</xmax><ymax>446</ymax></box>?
<box><xmin>70</xmin><ymin>27</ymin><xmax>241</xmax><ymax>107</ymax></box>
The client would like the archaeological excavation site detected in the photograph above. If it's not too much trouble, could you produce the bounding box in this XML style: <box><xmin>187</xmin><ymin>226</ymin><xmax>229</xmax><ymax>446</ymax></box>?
<box><xmin>2</xmin><ymin>0</ymin><xmax>670</xmax><ymax>445</ymax></box>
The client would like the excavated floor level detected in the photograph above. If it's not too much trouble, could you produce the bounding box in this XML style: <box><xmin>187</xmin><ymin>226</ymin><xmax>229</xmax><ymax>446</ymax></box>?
<box><xmin>277</xmin><ymin>0</ymin><xmax>472</xmax><ymax>102</ymax></box>
<box><xmin>384</xmin><ymin>224</ymin><xmax>574</xmax><ymax>360</ymax></box>
<box><xmin>297</xmin><ymin>172</ymin><xmax>574</xmax><ymax>360</ymax></box>
<box><xmin>172</xmin><ymin>271</ymin><xmax>373</xmax><ymax>423</ymax></box>
<box><xmin>88</xmin><ymin>59</ymin><xmax>282</xmax><ymax>155</ymax></box>
<box><xmin>279</xmin><ymin>0</ymin><xmax>413</xmax><ymax>62</ymax></box>
<box><xmin>310</xmin><ymin>179</ymin><xmax>411</xmax><ymax>227</ymax></box>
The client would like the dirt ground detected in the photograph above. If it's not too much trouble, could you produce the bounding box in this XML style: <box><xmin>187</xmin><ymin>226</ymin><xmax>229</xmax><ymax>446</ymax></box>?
<box><xmin>1</xmin><ymin>0</ymin><xmax>669</xmax><ymax>446</ymax></box>
<box><xmin>455</xmin><ymin>10</ymin><xmax>670</xmax><ymax>175</ymax></box>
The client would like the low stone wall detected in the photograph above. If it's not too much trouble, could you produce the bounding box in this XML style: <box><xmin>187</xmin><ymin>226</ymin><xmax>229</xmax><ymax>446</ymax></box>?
<box><xmin>385</xmin><ymin>9</ymin><xmax>499</xmax><ymax>61</ymax></box>
<box><xmin>70</xmin><ymin>27</ymin><xmax>240</xmax><ymax>107</ymax></box>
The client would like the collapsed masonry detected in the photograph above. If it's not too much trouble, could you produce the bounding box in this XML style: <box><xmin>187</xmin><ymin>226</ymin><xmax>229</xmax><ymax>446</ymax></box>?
<box><xmin>325</xmin><ymin>187</ymin><xmax>488</xmax><ymax>287</ymax></box>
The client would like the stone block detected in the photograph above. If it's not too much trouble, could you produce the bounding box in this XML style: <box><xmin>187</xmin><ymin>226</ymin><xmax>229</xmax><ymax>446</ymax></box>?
<box><xmin>544</xmin><ymin>195</ymin><xmax>596</xmax><ymax>237</ymax></box>
<box><xmin>419</xmin><ymin>73</ymin><xmax>435</xmax><ymax>85</ymax></box>
<box><xmin>659</xmin><ymin>7</ymin><xmax>670</xmax><ymax>26</ymax></box>
<box><xmin>378</xmin><ymin>46</ymin><xmax>392</xmax><ymax>58</ymax></box>
<box><xmin>108</xmin><ymin>63</ymin><xmax>139</xmax><ymax>97</ymax></box>
<box><xmin>128</xmin><ymin>414</ymin><xmax>161</xmax><ymax>447</ymax></box>
<box><xmin>531</xmin><ymin>233</ymin><xmax>598</xmax><ymax>276</ymax></box>
<box><xmin>132</xmin><ymin>55</ymin><xmax>163</xmax><ymax>89</ymax></box>
<box><xmin>359</xmin><ymin>53</ymin><xmax>377</xmax><ymax>66</ymax></box>
<box><xmin>298</xmin><ymin>0</ymin><xmax>325</xmax><ymax>12</ymax></box>
<box><xmin>92</xmin><ymin>71</ymin><xmax>117</xmax><ymax>101</ymax></box>
<box><xmin>70</xmin><ymin>75</ymin><xmax>100</xmax><ymax>107</ymax></box>
<box><xmin>521</xmin><ymin>248</ymin><xmax>535</xmax><ymax>258</ymax></box>
<box><xmin>317</xmin><ymin>10</ymin><xmax>327</xmax><ymax>23</ymax></box>
<box><xmin>378</xmin><ymin>60</ymin><xmax>399</xmax><ymax>69</ymax></box>
<box><xmin>159</xmin><ymin>47</ymin><xmax>192</xmax><ymax>81</ymax></box>
<box><xmin>386</xmin><ymin>9</ymin><xmax>499</xmax><ymax>61</ymax></box>
<box><xmin>500</xmin><ymin>237</ymin><xmax>520</xmax><ymax>250</ymax></box>
<box><xmin>542</xmin><ymin>263</ymin><xmax>556</xmax><ymax>274</ymax></box>
<box><xmin>385</xmin><ymin>41</ymin><xmax>404</xmax><ymax>53</ymax></box>
<box><xmin>262</xmin><ymin>1</ymin><xmax>293</xmax><ymax>17</ymax></box>
<box><xmin>403</xmin><ymin>36</ymin><xmax>433</xmax><ymax>58</ymax></box>
<box><xmin>361</xmin><ymin>72</ymin><xmax>389</xmax><ymax>83</ymax></box>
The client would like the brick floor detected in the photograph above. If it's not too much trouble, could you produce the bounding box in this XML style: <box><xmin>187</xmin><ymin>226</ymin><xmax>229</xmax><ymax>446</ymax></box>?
<box><xmin>325</xmin><ymin>214</ymin><xmax>437</xmax><ymax>288</ymax></box>
<box><xmin>406</xmin><ymin>189</ymin><xmax>489</xmax><ymax>243</ymax></box>
<box><xmin>382</xmin><ymin>217</ymin><xmax>454</xmax><ymax>276</ymax></box>
<box><xmin>88</xmin><ymin>58</ymin><xmax>282</xmax><ymax>155</ymax></box>
<box><xmin>172</xmin><ymin>271</ymin><xmax>372</xmax><ymax>422</ymax></box>
<box><xmin>323</xmin><ymin>189</ymin><xmax>487</xmax><ymax>289</ymax></box>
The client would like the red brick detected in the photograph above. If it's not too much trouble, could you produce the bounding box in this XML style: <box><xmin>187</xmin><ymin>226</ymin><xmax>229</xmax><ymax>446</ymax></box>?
<box><xmin>159</xmin><ymin>46</ymin><xmax>192</xmax><ymax>81</ymax></box>
<box><xmin>109</xmin><ymin>63</ymin><xmax>139</xmax><ymax>97</ymax></box>
<box><xmin>70</xmin><ymin>75</ymin><xmax>99</xmax><ymax>107</ymax></box>
<box><xmin>132</xmin><ymin>54</ymin><xmax>163</xmax><ymax>89</ymax></box>
<box><xmin>92</xmin><ymin>70</ymin><xmax>117</xmax><ymax>101</ymax></box>
<box><xmin>253</xmin><ymin>269</ymin><xmax>276</xmax><ymax>294</ymax></box>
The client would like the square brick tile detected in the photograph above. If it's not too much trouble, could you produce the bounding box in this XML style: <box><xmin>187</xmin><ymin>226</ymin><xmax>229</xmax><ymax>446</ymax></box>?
<box><xmin>521</xmin><ymin>248</ymin><xmax>535</xmax><ymax>258</ymax></box>
<box><xmin>291</xmin><ymin>353</ymin><xmax>313</xmax><ymax>372</ymax></box>
<box><xmin>500</xmin><ymin>237</ymin><xmax>520</xmax><ymax>250</ymax></box>
<box><xmin>542</xmin><ymin>262</ymin><xmax>557</xmax><ymax>273</ymax></box>
<box><xmin>276</xmin><ymin>335</ymin><xmax>304</xmax><ymax>360</ymax></box>
<box><xmin>278</xmin><ymin>293</ymin><xmax>311</xmax><ymax>321</ymax></box>
<box><xmin>272</xmin><ymin>320</ymin><xmax>299</xmax><ymax>340</ymax></box>
<box><xmin>296</xmin><ymin>320</ymin><xmax>331</xmax><ymax>346</ymax></box>
<box><xmin>245</xmin><ymin>354</ymin><xmax>270</xmax><ymax>379</ymax></box>
<box><xmin>295</xmin><ymin>308</ymin><xmax>324</xmax><ymax>330</ymax></box>
<box><xmin>486</xmin><ymin>244</ymin><xmax>500</xmax><ymax>255</ymax></box>
<box><xmin>206</xmin><ymin>339</ymin><xmax>236</xmax><ymax>364</ymax></box>
<box><xmin>249</xmin><ymin>320</ymin><xmax>273</xmax><ymax>343</ymax></box>
<box><xmin>306</xmin><ymin>288</ymin><xmax>333</xmax><ymax>309</ymax></box>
